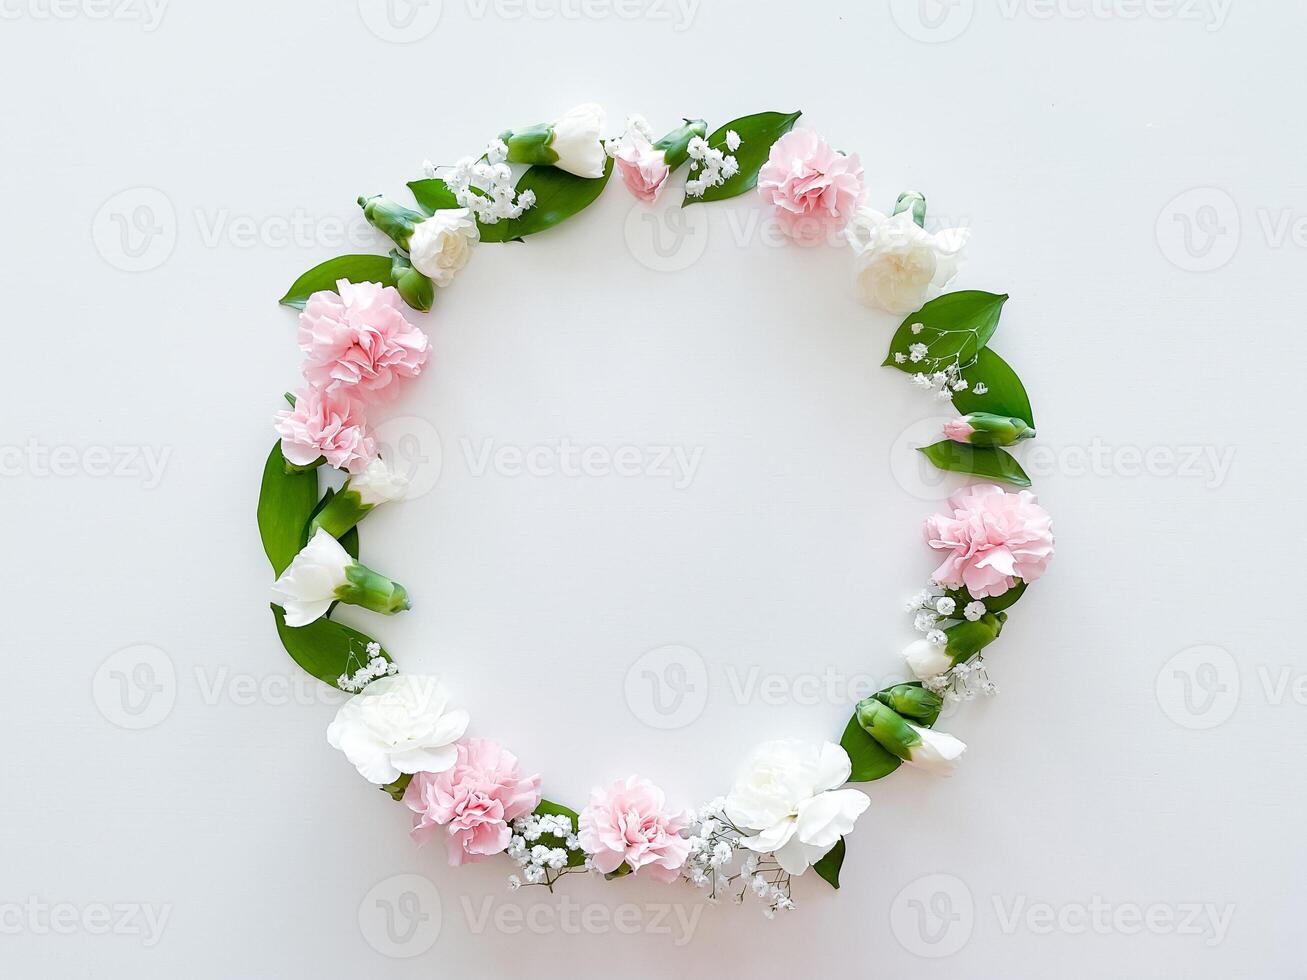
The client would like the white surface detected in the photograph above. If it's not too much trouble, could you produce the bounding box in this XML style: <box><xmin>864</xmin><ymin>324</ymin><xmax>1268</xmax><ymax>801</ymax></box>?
<box><xmin>3</xmin><ymin>2</ymin><xmax>1304</xmax><ymax>976</ymax></box>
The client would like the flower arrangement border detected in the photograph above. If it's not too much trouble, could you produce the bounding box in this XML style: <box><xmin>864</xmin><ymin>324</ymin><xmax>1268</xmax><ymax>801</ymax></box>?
<box><xmin>257</xmin><ymin>104</ymin><xmax>1055</xmax><ymax>915</ymax></box>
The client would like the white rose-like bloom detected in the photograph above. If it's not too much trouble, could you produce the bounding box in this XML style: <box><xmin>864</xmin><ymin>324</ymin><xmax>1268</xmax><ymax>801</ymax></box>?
<box><xmin>326</xmin><ymin>675</ymin><xmax>469</xmax><ymax>784</ymax></box>
<box><xmin>407</xmin><ymin>208</ymin><xmax>479</xmax><ymax>287</ymax></box>
<box><xmin>550</xmin><ymin>103</ymin><xmax>607</xmax><ymax>178</ymax></box>
<box><xmin>271</xmin><ymin>528</ymin><xmax>353</xmax><ymax>627</ymax></box>
<box><xmin>350</xmin><ymin>456</ymin><xmax>409</xmax><ymax>508</ymax></box>
<box><xmin>724</xmin><ymin>739</ymin><xmax>870</xmax><ymax>874</ymax></box>
<box><xmin>845</xmin><ymin>207</ymin><xmax>970</xmax><ymax>314</ymax></box>
<box><xmin>905</xmin><ymin>724</ymin><xmax>967</xmax><ymax>777</ymax></box>
<box><xmin>904</xmin><ymin>638</ymin><xmax>954</xmax><ymax>680</ymax></box>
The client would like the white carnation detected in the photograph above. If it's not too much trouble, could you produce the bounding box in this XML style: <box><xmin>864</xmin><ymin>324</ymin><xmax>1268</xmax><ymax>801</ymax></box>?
<box><xmin>549</xmin><ymin>103</ymin><xmax>607</xmax><ymax>179</ymax></box>
<box><xmin>350</xmin><ymin>456</ymin><xmax>409</xmax><ymax>508</ymax></box>
<box><xmin>270</xmin><ymin>528</ymin><xmax>352</xmax><ymax>627</ymax></box>
<box><xmin>407</xmin><ymin>208</ymin><xmax>479</xmax><ymax>287</ymax></box>
<box><xmin>326</xmin><ymin>675</ymin><xmax>469</xmax><ymax>784</ymax></box>
<box><xmin>845</xmin><ymin>207</ymin><xmax>969</xmax><ymax>314</ymax></box>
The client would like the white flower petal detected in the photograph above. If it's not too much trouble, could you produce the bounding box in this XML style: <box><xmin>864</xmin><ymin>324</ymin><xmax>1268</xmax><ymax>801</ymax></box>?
<box><xmin>794</xmin><ymin>789</ymin><xmax>870</xmax><ymax>849</ymax></box>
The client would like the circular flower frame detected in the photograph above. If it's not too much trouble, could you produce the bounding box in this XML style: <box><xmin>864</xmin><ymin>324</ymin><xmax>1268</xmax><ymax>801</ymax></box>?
<box><xmin>257</xmin><ymin>104</ymin><xmax>1054</xmax><ymax>916</ymax></box>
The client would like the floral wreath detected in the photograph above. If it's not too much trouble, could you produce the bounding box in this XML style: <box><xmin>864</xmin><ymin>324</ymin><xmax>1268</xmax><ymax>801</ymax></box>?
<box><xmin>257</xmin><ymin>104</ymin><xmax>1055</xmax><ymax>916</ymax></box>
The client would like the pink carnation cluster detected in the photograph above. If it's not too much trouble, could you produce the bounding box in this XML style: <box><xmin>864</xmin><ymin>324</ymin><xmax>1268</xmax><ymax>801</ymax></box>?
<box><xmin>404</xmin><ymin>738</ymin><xmax>542</xmax><ymax>866</ymax></box>
<box><xmin>274</xmin><ymin>278</ymin><xmax>429</xmax><ymax>471</ymax></box>
<box><xmin>924</xmin><ymin>484</ymin><xmax>1055</xmax><ymax>598</ymax></box>
<box><xmin>757</xmin><ymin>129</ymin><xmax>864</xmax><ymax>246</ymax></box>
<box><xmin>577</xmin><ymin>776</ymin><xmax>692</xmax><ymax>882</ymax></box>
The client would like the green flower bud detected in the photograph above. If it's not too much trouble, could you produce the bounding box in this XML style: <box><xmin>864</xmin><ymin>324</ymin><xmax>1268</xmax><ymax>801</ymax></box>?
<box><xmin>336</xmin><ymin>562</ymin><xmax>410</xmax><ymax>616</ymax></box>
<box><xmin>357</xmin><ymin>195</ymin><xmax>425</xmax><ymax>250</ymax></box>
<box><xmin>945</xmin><ymin>612</ymin><xmax>1007</xmax><ymax>662</ymax></box>
<box><xmin>854</xmin><ymin>698</ymin><xmax>922</xmax><ymax>761</ymax></box>
<box><xmin>499</xmin><ymin>104</ymin><xmax>607</xmax><ymax>179</ymax></box>
<box><xmin>654</xmin><ymin>119</ymin><xmax>708</xmax><ymax>171</ymax></box>
<box><xmin>944</xmin><ymin>412</ymin><xmax>1035</xmax><ymax>447</ymax></box>
<box><xmin>498</xmin><ymin>122</ymin><xmax>558</xmax><ymax>167</ymax></box>
<box><xmin>893</xmin><ymin>190</ymin><xmax>927</xmax><ymax>228</ymax></box>
<box><xmin>390</xmin><ymin>250</ymin><xmax>433</xmax><ymax>312</ymax></box>
<box><xmin>873</xmin><ymin>683</ymin><xmax>943</xmax><ymax>722</ymax></box>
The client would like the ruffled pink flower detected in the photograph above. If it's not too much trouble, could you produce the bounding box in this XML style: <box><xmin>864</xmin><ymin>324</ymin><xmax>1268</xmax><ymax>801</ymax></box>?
<box><xmin>924</xmin><ymin>484</ymin><xmax>1054</xmax><ymax>598</ymax></box>
<box><xmin>577</xmin><ymin>776</ymin><xmax>692</xmax><ymax>882</ymax></box>
<box><xmin>403</xmin><ymin>738</ymin><xmax>542</xmax><ymax>866</ymax></box>
<box><xmin>757</xmin><ymin>129</ymin><xmax>864</xmax><ymax>246</ymax></box>
<box><xmin>942</xmin><ymin>418</ymin><xmax>976</xmax><ymax>443</ymax></box>
<box><xmin>274</xmin><ymin>386</ymin><xmax>375</xmax><ymax>474</ymax></box>
<box><xmin>613</xmin><ymin>133</ymin><xmax>671</xmax><ymax>203</ymax></box>
<box><xmin>297</xmin><ymin>279</ymin><xmax>429</xmax><ymax>404</ymax></box>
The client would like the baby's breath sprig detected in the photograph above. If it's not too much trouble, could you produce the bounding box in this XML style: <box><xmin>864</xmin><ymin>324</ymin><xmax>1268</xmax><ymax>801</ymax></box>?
<box><xmin>505</xmin><ymin>813</ymin><xmax>589</xmax><ymax>893</ymax></box>
<box><xmin>682</xmin><ymin>799</ymin><xmax>795</xmax><ymax>918</ymax></box>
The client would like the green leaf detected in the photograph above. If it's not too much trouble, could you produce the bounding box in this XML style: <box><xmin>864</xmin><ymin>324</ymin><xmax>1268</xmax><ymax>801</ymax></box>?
<box><xmin>918</xmin><ymin>441</ymin><xmax>1032</xmax><ymax>488</ymax></box>
<box><xmin>479</xmin><ymin>158</ymin><xmax>614</xmax><ymax>242</ymax></box>
<box><xmin>952</xmin><ymin>348</ymin><xmax>1035</xmax><ymax>428</ymax></box>
<box><xmin>840</xmin><ymin>713</ymin><xmax>903</xmax><ymax>782</ymax></box>
<box><xmin>257</xmin><ymin>442</ymin><xmax>319</xmax><ymax>576</ymax></box>
<box><xmin>684</xmin><ymin>110</ymin><xmax>802</xmax><ymax>206</ymax></box>
<box><xmin>883</xmin><ymin>291</ymin><xmax>1008</xmax><ymax>375</ymax></box>
<box><xmin>947</xmin><ymin>580</ymin><xmax>1026</xmax><ymax>615</ymax></box>
<box><xmin>310</xmin><ymin>488</ymin><xmax>360</xmax><ymax>559</ymax></box>
<box><xmin>533</xmin><ymin>799</ymin><xmax>587</xmax><ymax>867</ymax></box>
<box><xmin>813</xmin><ymin>837</ymin><xmax>846</xmax><ymax>889</ymax></box>
<box><xmin>270</xmin><ymin>604</ymin><xmax>392</xmax><ymax>688</ymax></box>
<box><xmin>406</xmin><ymin>177</ymin><xmax>460</xmax><ymax>214</ymax></box>
<box><xmin>279</xmin><ymin>254</ymin><xmax>396</xmax><ymax>309</ymax></box>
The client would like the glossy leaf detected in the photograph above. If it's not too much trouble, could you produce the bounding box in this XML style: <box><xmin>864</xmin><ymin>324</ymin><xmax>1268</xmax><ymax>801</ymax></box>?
<box><xmin>278</xmin><ymin>254</ymin><xmax>395</xmax><ymax>309</ymax></box>
<box><xmin>883</xmin><ymin>291</ymin><xmax>1008</xmax><ymax>375</ymax></box>
<box><xmin>813</xmin><ymin>837</ymin><xmax>846</xmax><ymax>889</ymax></box>
<box><xmin>684</xmin><ymin>110</ymin><xmax>802</xmax><ymax>206</ymax></box>
<box><xmin>257</xmin><ymin>442</ymin><xmax>319</xmax><ymax>576</ymax></box>
<box><xmin>948</xmin><ymin>580</ymin><xmax>1027</xmax><ymax>615</ymax></box>
<box><xmin>479</xmin><ymin>158</ymin><xmax>613</xmax><ymax>242</ymax></box>
<box><xmin>406</xmin><ymin>177</ymin><xmax>460</xmax><ymax>214</ymax></box>
<box><xmin>918</xmin><ymin>441</ymin><xmax>1032</xmax><ymax>488</ymax></box>
<box><xmin>270</xmin><ymin>604</ymin><xmax>392</xmax><ymax>688</ymax></box>
<box><xmin>840</xmin><ymin>713</ymin><xmax>903</xmax><ymax>782</ymax></box>
<box><xmin>310</xmin><ymin>488</ymin><xmax>360</xmax><ymax>558</ymax></box>
<box><xmin>952</xmin><ymin>347</ymin><xmax>1035</xmax><ymax>428</ymax></box>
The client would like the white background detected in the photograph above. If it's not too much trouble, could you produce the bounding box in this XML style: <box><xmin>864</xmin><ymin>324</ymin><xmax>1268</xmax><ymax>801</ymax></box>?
<box><xmin>3</xmin><ymin>0</ymin><xmax>1304</xmax><ymax>976</ymax></box>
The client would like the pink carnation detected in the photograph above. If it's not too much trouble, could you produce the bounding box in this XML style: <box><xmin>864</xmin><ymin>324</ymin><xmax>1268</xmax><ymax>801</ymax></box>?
<box><xmin>942</xmin><ymin>418</ymin><xmax>976</xmax><ymax>443</ymax></box>
<box><xmin>757</xmin><ymin>129</ymin><xmax>864</xmax><ymax>246</ymax></box>
<box><xmin>274</xmin><ymin>386</ymin><xmax>375</xmax><ymax>474</ymax></box>
<box><xmin>924</xmin><ymin>484</ymin><xmax>1054</xmax><ymax>598</ymax></box>
<box><xmin>577</xmin><ymin>776</ymin><xmax>692</xmax><ymax>882</ymax></box>
<box><xmin>403</xmin><ymin>738</ymin><xmax>542</xmax><ymax>866</ymax></box>
<box><xmin>297</xmin><ymin>279</ymin><xmax>429</xmax><ymax>404</ymax></box>
<box><xmin>613</xmin><ymin>133</ymin><xmax>671</xmax><ymax>203</ymax></box>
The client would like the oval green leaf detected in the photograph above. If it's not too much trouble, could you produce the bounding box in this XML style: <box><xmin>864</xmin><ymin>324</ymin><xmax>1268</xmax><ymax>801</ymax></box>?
<box><xmin>683</xmin><ymin>110</ymin><xmax>802</xmax><ymax>206</ymax></box>
<box><xmin>271</xmin><ymin>604</ymin><xmax>392</xmax><ymax>688</ymax></box>
<box><xmin>479</xmin><ymin>158</ymin><xmax>613</xmax><ymax>243</ymax></box>
<box><xmin>883</xmin><ymin>290</ymin><xmax>1008</xmax><ymax>375</ymax></box>
<box><xmin>257</xmin><ymin>442</ymin><xmax>320</xmax><ymax>576</ymax></box>
<box><xmin>840</xmin><ymin>713</ymin><xmax>903</xmax><ymax>782</ymax></box>
<box><xmin>406</xmin><ymin>177</ymin><xmax>460</xmax><ymax>214</ymax></box>
<box><xmin>813</xmin><ymin>837</ymin><xmax>846</xmax><ymax>889</ymax></box>
<box><xmin>279</xmin><ymin>254</ymin><xmax>396</xmax><ymax>309</ymax></box>
<box><xmin>918</xmin><ymin>441</ymin><xmax>1031</xmax><ymax>488</ymax></box>
<box><xmin>952</xmin><ymin>347</ymin><xmax>1035</xmax><ymax>428</ymax></box>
